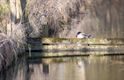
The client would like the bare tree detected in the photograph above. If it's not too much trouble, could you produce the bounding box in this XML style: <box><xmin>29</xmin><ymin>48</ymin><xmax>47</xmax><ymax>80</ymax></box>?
<box><xmin>7</xmin><ymin>0</ymin><xmax>26</xmax><ymax>53</ymax></box>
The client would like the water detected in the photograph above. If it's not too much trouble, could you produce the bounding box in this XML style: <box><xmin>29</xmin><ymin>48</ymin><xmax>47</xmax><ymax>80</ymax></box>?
<box><xmin>0</xmin><ymin>55</ymin><xmax>124</xmax><ymax>80</ymax></box>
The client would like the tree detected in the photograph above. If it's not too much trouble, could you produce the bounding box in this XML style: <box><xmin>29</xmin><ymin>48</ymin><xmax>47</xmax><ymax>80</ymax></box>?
<box><xmin>7</xmin><ymin>0</ymin><xmax>22</xmax><ymax>36</ymax></box>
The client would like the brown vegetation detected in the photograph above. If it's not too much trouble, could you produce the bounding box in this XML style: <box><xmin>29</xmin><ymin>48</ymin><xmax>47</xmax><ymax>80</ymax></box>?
<box><xmin>27</xmin><ymin>0</ymin><xmax>124</xmax><ymax>38</ymax></box>
<box><xmin>0</xmin><ymin>0</ymin><xmax>26</xmax><ymax>71</ymax></box>
<box><xmin>27</xmin><ymin>0</ymin><xmax>86</xmax><ymax>37</ymax></box>
<box><xmin>0</xmin><ymin>33</ymin><xmax>17</xmax><ymax>70</ymax></box>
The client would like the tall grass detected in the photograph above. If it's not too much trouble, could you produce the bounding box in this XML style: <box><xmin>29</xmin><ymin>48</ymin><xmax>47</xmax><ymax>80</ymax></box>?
<box><xmin>0</xmin><ymin>2</ymin><xmax>26</xmax><ymax>71</ymax></box>
<box><xmin>0</xmin><ymin>23</ymin><xmax>26</xmax><ymax>71</ymax></box>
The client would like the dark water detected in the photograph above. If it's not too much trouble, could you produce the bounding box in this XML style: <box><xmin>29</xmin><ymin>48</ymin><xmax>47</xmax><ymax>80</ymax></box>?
<box><xmin>0</xmin><ymin>55</ymin><xmax>124</xmax><ymax>80</ymax></box>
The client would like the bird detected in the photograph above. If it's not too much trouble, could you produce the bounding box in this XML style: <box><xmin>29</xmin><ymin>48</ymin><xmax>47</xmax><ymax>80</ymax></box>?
<box><xmin>76</xmin><ymin>32</ymin><xmax>92</xmax><ymax>38</ymax></box>
<box><xmin>76</xmin><ymin>32</ymin><xmax>93</xmax><ymax>46</ymax></box>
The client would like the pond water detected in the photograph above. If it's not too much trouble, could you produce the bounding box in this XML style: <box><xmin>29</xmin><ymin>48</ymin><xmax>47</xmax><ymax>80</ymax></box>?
<box><xmin>0</xmin><ymin>55</ymin><xmax>124</xmax><ymax>80</ymax></box>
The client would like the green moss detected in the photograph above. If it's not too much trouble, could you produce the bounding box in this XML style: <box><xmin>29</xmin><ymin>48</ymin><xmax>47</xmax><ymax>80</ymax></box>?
<box><xmin>42</xmin><ymin>38</ymin><xmax>111</xmax><ymax>44</ymax></box>
<box><xmin>0</xmin><ymin>3</ymin><xmax>10</xmax><ymax>16</ymax></box>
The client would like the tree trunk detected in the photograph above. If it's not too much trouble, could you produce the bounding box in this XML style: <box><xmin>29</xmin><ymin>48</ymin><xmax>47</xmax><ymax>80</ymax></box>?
<box><xmin>7</xmin><ymin>0</ymin><xmax>22</xmax><ymax>36</ymax></box>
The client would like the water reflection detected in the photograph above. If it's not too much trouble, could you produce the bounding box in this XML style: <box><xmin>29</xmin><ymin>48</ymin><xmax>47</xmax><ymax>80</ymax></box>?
<box><xmin>0</xmin><ymin>57</ymin><xmax>28</xmax><ymax>80</ymax></box>
<box><xmin>0</xmin><ymin>55</ymin><xmax>124</xmax><ymax>80</ymax></box>
<box><xmin>43</xmin><ymin>63</ymin><xmax>49</xmax><ymax>74</ymax></box>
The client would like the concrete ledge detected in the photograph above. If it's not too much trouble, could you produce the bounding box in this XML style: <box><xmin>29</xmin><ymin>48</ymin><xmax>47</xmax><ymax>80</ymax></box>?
<box><xmin>27</xmin><ymin>38</ymin><xmax>124</xmax><ymax>58</ymax></box>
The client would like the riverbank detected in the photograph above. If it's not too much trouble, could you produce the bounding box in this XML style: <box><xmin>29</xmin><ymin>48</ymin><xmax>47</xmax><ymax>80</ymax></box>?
<box><xmin>0</xmin><ymin>33</ymin><xmax>25</xmax><ymax>71</ymax></box>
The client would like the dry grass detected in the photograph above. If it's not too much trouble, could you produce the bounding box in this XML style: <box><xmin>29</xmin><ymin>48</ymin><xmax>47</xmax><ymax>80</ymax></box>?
<box><xmin>0</xmin><ymin>1</ymin><xmax>26</xmax><ymax>71</ymax></box>
<box><xmin>0</xmin><ymin>32</ymin><xmax>25</xmax><ymax>71</ymax></box>
<box><xmin>26</xmin><ymin>0</ymin><xmax>124</xmax><ymax>38</ymax></box>
<box><xmin>9</xmin><ymin>23</ymin><xmax>26</xmax><ymax>52</ymax></box>
<box><xmin>0</xmin><ymin>33</ymin><xmax>17</xmax><ymax>70</ymax></box>
<box><xmin>27</xmin><ymin>0</ymin><xmax>86</xmax><ymax>37</ymax></box>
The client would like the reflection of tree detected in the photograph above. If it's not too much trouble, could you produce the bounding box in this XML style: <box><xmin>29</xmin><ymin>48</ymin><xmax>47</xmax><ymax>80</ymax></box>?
<box><xmin>43</xmin><ymin>63</ymin><xmax>49</xmax><ymax>74</ymax></box>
